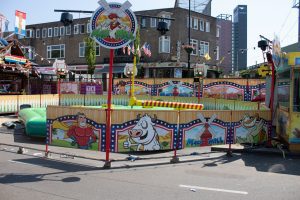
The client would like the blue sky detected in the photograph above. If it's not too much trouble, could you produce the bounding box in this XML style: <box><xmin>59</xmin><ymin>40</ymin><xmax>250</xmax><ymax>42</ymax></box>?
<box><xmin>1</xmin><ymin>0</ymin><xmax>298</xmax><ymax>66</ymax></box>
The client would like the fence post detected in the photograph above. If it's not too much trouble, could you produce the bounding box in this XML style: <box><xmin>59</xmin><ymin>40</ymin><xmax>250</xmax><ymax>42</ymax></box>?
<box><xmin>227</xmin><ymin>110</ymin><xmax>233</xmax><ymax>157</ymax></box>
<box><xmin>171</xmin><ymin>110</ymin><xmax>180</xmax><ymax>163</ymax></box>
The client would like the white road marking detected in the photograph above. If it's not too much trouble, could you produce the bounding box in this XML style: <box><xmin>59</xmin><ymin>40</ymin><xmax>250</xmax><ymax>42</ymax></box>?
<box><xmin>33</xmin><ymin>153</ymin><xmax>43</xmax><ymax>156</ymax></box>
<box><xmin>179</xmin><ymin>184</ymin><xmax>248</xmax><ymax>195</ymax></box>
<box><xmin>8</xmin><ymin>160</ymin><xmax>39</xmax><ymax>167</ymax></box>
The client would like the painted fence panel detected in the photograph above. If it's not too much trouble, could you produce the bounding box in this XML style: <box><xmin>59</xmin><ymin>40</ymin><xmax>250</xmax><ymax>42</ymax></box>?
<box><xmin>46</xmin><ymin>106</ymin><xmax>272</xmax><ymax>152</ymax></box>
<box><xmin>111</xmin><ymin>109</ymin><xmax>178</xmax><ymax>152</ymax></box>
<box><xmin>113</xmin><ymin>78</ymin><xmax>266</xmax><ymax>101</ymax></box>
<box><xmin>47</xmin><ymin>106</ymin><xmax>106</xmax><ymax>151</ymax></box>
<box><xmin>231</xmin><ymin>110</ymin><xmax>271</xmax><ymax>145</ymax></box>
<box><xmin>179</xmin><ymin>110</ymin><xmax>230</xmax><ymax>148</ymax></box>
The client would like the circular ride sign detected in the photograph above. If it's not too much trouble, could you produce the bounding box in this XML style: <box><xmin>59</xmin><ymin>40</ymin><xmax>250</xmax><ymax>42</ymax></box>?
<box><xmin>90</xmin><ymin>0</ymin><xmax>137</xmax><ymax>49</ymax></box>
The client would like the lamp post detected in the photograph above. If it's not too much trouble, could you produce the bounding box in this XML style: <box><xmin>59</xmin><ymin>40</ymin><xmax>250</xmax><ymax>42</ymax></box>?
<box><xmin>188</xmin><ymin>0</ymin><xmax>191</xmax><ymax>77</ymax></box>
<box><xmin>195</xmin><ymin>71</ymin><xmax>203</xmax><ymax>103</ymax></box>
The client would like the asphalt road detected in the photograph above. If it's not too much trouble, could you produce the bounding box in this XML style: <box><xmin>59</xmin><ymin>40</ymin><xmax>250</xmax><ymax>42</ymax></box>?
<box><xmin>1</xmin><ymin>149</ymin><xmax>300</xmax><ymax>200</ymax></box>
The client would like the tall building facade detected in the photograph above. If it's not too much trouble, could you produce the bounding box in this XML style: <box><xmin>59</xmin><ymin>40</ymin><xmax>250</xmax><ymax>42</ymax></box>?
<box><xmin>233</xmin><ymin>5</ymin><xmax>247</xmax><ymax>72</ymax></box>
<box><xmin>19</xmin><ymin>5</ymin><xmax>222</xmax><ymax>85</ymax></box>
<box><xmin>217</xmin><ymin>14</ymin><xmax>232</xmax><ymax>75</ymax></box>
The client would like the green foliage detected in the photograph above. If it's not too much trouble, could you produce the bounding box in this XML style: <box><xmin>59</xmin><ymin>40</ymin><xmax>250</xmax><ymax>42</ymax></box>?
<box><xmin>115</xmin><ymin>29</ymin><xmax>134</xmax><ymax>40</ymax></box>
<box><xmin>161</xmin><ymin>141</ymin><xmax>169</xmax><ymax>147</ymax></box>
<box><xmin>84</xmin><ymin>37</ymin><xmax>96</xmax><ymax>79</ymax></box>
<box><xmin>91</xmin><ymin>29</ymin><xmax>109</xmax><ymax>39</ymax></box>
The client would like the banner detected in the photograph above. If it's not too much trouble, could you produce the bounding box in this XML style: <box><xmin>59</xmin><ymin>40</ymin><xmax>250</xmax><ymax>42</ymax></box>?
<box><xmin>15</xmin><ymin>10</ymin><xmax>26</xmax><ymax>36</ymax></box>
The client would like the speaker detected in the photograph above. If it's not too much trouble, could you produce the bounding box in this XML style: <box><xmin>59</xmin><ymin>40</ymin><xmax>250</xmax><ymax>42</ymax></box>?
<box><xmin>60</xmin><ymin>13</ymin><xmax>73</xmax><ymax>26</ymax></box>
<box><xmin>157</xmin><ymin>21</ymin><xmax>169</xmax><ymax>35</ymax></box>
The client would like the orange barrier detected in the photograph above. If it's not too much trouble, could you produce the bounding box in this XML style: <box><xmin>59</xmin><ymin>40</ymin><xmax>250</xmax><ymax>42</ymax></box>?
<box><xmin>136</xmin><ymin>99</ymin><xmax>204</xmax><ymax>110</ymax></box>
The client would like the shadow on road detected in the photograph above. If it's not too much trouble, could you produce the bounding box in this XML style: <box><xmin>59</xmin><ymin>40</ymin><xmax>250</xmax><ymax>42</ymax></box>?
<box><xmin>240</xmin><ymin>153</ymin><xmax>300</xmax><ymax>176</ymax></box>
<box><xmin>0</xmin><ymin>157</ymin><xmax>101</xmax><ymax>184</ymax></box>
<box><xmin>0</xmin><ymin>173</ymin><xmax>81</xmax><ymax>184</ymax></box>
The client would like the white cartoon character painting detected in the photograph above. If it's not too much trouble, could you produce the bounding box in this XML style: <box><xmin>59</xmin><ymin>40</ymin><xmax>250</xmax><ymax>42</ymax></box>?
<box><xmin>123</xmin><ymin>114</ymin><xmax>161</xmax><ymax>151</ymax></box>
<box><xmin>236</xmin><ymin>113</ymin><xmax>267</xmax><ymax>145</ymax></box>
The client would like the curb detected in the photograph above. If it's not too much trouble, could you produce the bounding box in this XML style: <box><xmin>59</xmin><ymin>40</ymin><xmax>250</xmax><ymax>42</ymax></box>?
<box><xmin>211</xmin><ymin>146</ymin><xmax>300</xmax><ymax>158</ymax></box>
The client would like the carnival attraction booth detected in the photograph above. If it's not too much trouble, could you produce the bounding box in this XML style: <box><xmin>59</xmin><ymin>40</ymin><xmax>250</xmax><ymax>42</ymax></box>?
<box><xmin>276</xmin><ymin>52</ymin><xmax>300</xmax><ymax>152</ymax></box>
<box><xmin>0</xmin><ymin>39</ymin><xmax>35</xmax><ymax>95</ymax></box>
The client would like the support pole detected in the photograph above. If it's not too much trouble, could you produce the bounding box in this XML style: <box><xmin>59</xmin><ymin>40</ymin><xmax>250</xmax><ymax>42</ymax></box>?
<box><xmin>58</xmin><ymin>78</ymin><xmax>61</xmax><ymax>106</ymax></box>
<box><xmin>129</xmin><ymin>54</ymin><xmax>137</xmax><ymax>107</ymax></box>
<box><xmin>104</xmin><ymin>49</ymin><xmax>114</xmax><ymax>168</ymax></box>
<box><xmin>171</xmin><ymin>110</ymin><xmax>180</xmax><ymax>163</ymax></box>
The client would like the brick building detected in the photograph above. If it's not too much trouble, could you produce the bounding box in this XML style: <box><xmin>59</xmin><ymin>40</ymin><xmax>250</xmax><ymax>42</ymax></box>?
<box><xmin>19</xmin><ymin>4</ymin><xmax>222</xmax><ymax>89</ymax></box>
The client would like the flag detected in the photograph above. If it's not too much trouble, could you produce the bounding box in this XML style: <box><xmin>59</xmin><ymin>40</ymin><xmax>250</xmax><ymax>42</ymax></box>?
<box><xmin>131</xmin><ymin>43</ymin><xmax>135</xmax><ymax>54</ymax></box>
<box><xmin>137</xmin><ymin>45</ymin><xmax>141</xmax><ymax>57</ymax></box>
<box><xmin>142</xmin><ymin>43</ymin><xmax>151</xmax><ymax>57</ymax></box>
<box><xmin>15</xmin><ymin>10</ymin><xmax>26</xmax><ymax>36</ymax></box>
<box><xmin>127</xmin><ymin>45</ymin><xmax>131</xmax><ymax>55</ymax></box>
<box><xmin>204</xmin><ymin>53</ymin><xmax>211</xmax><ymax>61</ymax></box>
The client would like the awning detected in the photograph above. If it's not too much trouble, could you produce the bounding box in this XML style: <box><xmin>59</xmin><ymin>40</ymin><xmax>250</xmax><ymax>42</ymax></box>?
<box><xmin>94</xmin><ymin>64</ymin><xmax>141</xmax><ymax>74</ymax></box>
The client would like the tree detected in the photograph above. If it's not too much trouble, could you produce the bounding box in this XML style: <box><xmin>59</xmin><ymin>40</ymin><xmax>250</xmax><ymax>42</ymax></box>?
<box><xmin>85</xmin><ymin>37</ymin><xmax>96</xmax><ymax>80</ymax></box>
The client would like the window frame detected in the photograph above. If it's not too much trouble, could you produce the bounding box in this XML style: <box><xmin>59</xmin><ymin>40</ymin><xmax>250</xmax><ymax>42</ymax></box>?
<box><xmin>79</xmin><ymin>42</ymin><xmax>101</xmax><ymax>57</ymax></box>
<box><xmin>54</xmin><ymin>27</ymin><xmax>59</xmax><ymax>37</ymax></box>
<box><xmin>60</xmin><ymin>26</ymin><xmax>65</xmax><ymax>36</ymax></box>
<box><xmin>47</xmin><ymin>44</ymin><xmax>65</xmax><ymax>59</ymax></box>
<box><xmin>205</xmin><ymin>21</ymin><xmax>210</xmax><ymax>32</ymax></box>
<box><xmin>48</xmin><ymin>28</ymin><xmax>53</xmax><ymax>37</ymax></box>
<box><xmin>74</xmin><ymin>24</ymin><xmax>79</xmax><ymax>34</ymax></box>
<box><xmin>190</xmin><ymin>39</ymin><xmax>198</xmax><ymax>55</ymax></box>
<box><xmin>150</xmin><ymin>18</ymin><xmax>157</xmax><ymax>28</ymax></box>
<box><xmin>199</xmin><ymin>19</ymin><xmax>204</xmax><ymax>31</ymax></box>
<box><xmin>159</xmin><ymin>35</ymin><xmax>170</xmax><ymax>53</ymax></box>
<box><xmin>199</xmin><ymin>41</ymin><xmax>209</xmax><ymax>56</ymax></box>
<box><xmin>36</xmin><ymin>29</ymin><xmax>40</xmax><ymax>38</ymax></box>
<box><xmin>66</xmin><ymin>25</ymin><xmax>72</xmax><ymax>35</ymax></box>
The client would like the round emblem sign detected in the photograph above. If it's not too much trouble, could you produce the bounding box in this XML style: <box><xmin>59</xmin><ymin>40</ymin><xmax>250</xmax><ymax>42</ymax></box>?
<box><xmin>90</xmin><ymin>0</ymin><xmax>137</xmax><ymax>49</ymax></box>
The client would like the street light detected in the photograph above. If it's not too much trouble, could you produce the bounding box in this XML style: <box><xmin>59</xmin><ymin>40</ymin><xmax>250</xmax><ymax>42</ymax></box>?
<box><xmin>188</xmin><ymin>0</ymin><xmax>191</xmax><ymax>77</ymax></box>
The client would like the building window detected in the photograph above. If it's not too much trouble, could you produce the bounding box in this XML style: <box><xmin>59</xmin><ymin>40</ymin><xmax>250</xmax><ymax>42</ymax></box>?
<box><xmin>141</xmin><ymin>17</ymin><xmax>146</xmax><ymax>28</ymax></box>
<box><xmin>74</xmin><ymin>24</ymin><xmax>79</xmax><ymax>34</ymax></box>
<box><xmin>216</xmin><ymin>25</ymin><xmax>220</xmax><ymax>37</ymax></box>
<box><xmin>199</xmin><ymin>20</ymin><xmax>204</xmax><ymax>31</ymax></box>
<box><xmin>150</xmin><ymin>18</ymin><xmax>157</xmax><ymax>28</ymax></box>
<box><xmin>190</xmin><ymin>39</ymin><xmax>198</xmax><ymax>55</ymax></box>
<box><xmin>22</xmin><ymin>46</ymin><xmax>35</xmax><ymax>60</ymax></box>
<box><xmin>26</xmin><ymin>29</ymin><xmax>33</xmax><ymax>38</ymax></box>
<box><xmin>48</xmin><ymin>28</ymin><xmax>53</xmax><ymax>37</ymax></box>
<box><xmin>79</xmin><ymin>42</ymin><xmax>100</xmax><ymax>57</ymax></box>
<box><xmin>60</xmin><ymin>26</ymin><xmax>65</xmax><ymax>36</ymax></box>
<box><xmin>66</xmin><ymin>25</ymin><xmax>71</xmax><ymax>35</ymax></box>
<box><xmin>87</xmin><ymin>23</ymin><xmax>91</xmax><ymax>33</ymax></box>
<box><xmin>79</xmin><ymin>24</ymin><xmax>85</xmax><ymax>34</ymax></box>
<box><xmin>205</xmin><ymin>21</ymin><xmax>210</xmax><ymax>32</ymax></box>
<box><xmin>159</xmin><ymin>35</ymin><xmax>170</xmax><ymax>53</ymax></box>
<box><xmin>54</xmin><ymin>27</ymin><xmax>59</xmax><ymax>37</ymax></box>
<box><xmin>36</xmin><ymin>29</ymin><xmax>40</xmax><ymax>38</ymax></box>
<box><xmin>215</xmin><ymin>46</ymin><xmax>219</xmax><ymax>60</ymax></box>
<box><xmin>47</xmin><ymin>44</ymin><xmax>65</xmax><ymax>59</ymax></box>
<box><xmin>193</xmin><ymin>18</ymin><xmax>198</xmax><ymax>30</ymax></box>
<box><xmin>42</xmin><ymin>28</ymin><xmax>47</xmax><ymax>38</ymax></box>
<box><xmin>199</xmin><ymin>41</ymin><xmax>209</xmax><ymax>56</ymax></box>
